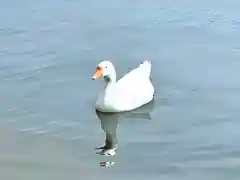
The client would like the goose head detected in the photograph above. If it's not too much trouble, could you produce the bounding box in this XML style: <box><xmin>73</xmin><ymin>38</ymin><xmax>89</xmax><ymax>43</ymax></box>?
<box><xmin>92</xmin><ymin>61</ymin><xmax>116</xmax><ymax>81</ymax></box>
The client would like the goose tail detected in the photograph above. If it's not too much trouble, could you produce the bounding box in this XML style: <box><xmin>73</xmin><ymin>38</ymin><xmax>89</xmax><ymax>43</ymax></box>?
<box><xmin>139</xmin><ymin>60</ymin><xmax>152</xmax><ymax>78</ymax></box>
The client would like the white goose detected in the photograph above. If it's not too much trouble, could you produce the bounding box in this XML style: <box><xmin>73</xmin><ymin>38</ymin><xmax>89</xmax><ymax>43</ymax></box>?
<box><xmin>92</xmin><ymin>60</ymin><xmax>155</xmax><ymax>113</ymax></box>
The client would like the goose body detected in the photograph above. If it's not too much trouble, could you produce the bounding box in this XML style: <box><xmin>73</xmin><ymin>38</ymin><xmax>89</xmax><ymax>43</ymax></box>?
<box><xmin>92</xmin><ymin>60</ymin><xmax>155</xmax><ymax>113</ymax></box>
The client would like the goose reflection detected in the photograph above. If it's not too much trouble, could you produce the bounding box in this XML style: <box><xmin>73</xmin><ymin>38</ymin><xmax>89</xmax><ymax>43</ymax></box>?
<box><xmin>95</xmin><ymin>101</ymin><xmax>154</xmax><ymax>156</ymax></box>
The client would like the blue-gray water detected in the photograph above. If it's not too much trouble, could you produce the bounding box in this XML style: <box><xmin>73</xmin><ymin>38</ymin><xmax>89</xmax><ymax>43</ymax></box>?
<box><xmin>1</xmin><ymin>0</ymin><xmax>240</xmax><ymax>179</ymax></box>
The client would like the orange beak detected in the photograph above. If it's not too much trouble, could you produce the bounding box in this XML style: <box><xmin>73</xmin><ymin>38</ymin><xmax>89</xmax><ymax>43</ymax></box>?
<box><xmin>92</xmin><ymin>66</ymin><xmax>103</xmax><ymax>80</ymax></box>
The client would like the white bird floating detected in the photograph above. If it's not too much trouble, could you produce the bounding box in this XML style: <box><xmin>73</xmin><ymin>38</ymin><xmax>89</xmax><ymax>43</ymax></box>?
<box><xmin>92</xmin><ymin>60</ymin><xmax>155</xmax><ymax>113</ymax></box>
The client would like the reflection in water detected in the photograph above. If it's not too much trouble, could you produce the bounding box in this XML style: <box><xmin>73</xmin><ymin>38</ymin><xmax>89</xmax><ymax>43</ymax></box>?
<box><xmin>95</xmin><ymin>101</ymin><xmax>154</xmax><ymax>157</ymax></box>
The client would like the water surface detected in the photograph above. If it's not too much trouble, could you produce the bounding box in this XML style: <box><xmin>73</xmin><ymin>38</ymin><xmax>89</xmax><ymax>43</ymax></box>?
<box><xmin>1</xmin><ymin>0</ymin><xmax>240</xmax><ymax>179</ymax></box>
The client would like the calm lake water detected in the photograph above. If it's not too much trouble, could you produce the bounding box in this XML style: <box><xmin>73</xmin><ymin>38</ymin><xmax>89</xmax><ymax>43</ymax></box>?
<box><xmin>1</xmin><ymin>0</ymin><xmax>240</xmax><ymax>179</ymax></box>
